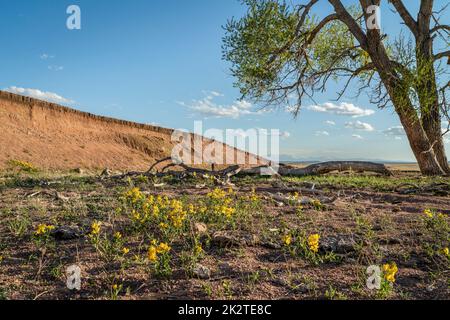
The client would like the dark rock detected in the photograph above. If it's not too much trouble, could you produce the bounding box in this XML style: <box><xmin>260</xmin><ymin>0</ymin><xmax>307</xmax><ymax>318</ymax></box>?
<box><xmin>51</xmin><ymin>226</ymin><xmax>82</xmax><ymax>241</ymax></box>
<box><xmin>320</xmin><ymin>234</ymin><xmax>357</xmax><ymax>254</ymax></box>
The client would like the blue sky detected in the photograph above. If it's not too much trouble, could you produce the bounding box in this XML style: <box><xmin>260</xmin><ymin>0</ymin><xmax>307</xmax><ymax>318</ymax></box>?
<box><xmin>1</xmin><ymin>0</ymin><xmax>449</xmax><ymax>162</ymax></box>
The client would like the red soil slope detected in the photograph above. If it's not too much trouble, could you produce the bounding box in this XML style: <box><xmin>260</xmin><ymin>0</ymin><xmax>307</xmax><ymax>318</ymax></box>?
<box><xmin>0</xmin><ymin>91</ymin><xmax>264</xmax><ymax>171</ymax></box>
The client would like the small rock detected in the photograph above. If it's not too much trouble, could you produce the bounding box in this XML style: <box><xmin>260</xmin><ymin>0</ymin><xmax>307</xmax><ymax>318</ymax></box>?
<box><xmin>193</xmin><ymin>222</ymin><xmax>208</xmax><ymax>235</ymax></box>
<box><xmin>320</xmin><ymin>234</ymin><xmax>357</xmax><ymax>254</ymax></box>
<box><xmin>379</xmin><ymin>237</ymin><xmax>402</xmax><ymax>245</ymax></box>
<box><xmin>51</xmin><ymin>226</ymin><xmax>82</xmax><ymax>241</ymax></box>
<box><xmin>192</xmin><ymin>264</ymin><xmax>211</xmax><ymax>279</ymax></box>
<box><xmin>276</xmin><ymin>202</ymin><xmax>284</xmax><ymax>207</ymax></box>
<box><xmin>211</xmin><ymin>231</ymin><xmax>241</xmax><ymax>247</ymax></box>
<box><xmin>261</xmin><ymin>241</ymin><xmax>281</xmax><ymax>250</ymax></box>
<box><xmin>218</xmin><ymin>262</ymin><xmax>232</xmax><ymax>272</ymax></box>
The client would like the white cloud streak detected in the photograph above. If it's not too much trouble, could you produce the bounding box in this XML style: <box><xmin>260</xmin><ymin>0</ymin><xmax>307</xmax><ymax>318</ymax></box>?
<box><xmin>345</xmin><ymin>121</ymin><xmax>375</xmax><ymax>132</ymax></box>
<box><xmin>179</xmin><ymin>94</ymin><xmax>262</xmax><ymax>119</ymax></box>
<box><xmin>383</xmin><ymin>126</ymin><xmax>406</xmax><ymax>137</ymax></box>
<box><xmin>307</xmin><ymin>102</ymin><xmax>375</xmax><ymax>117</ymax></box>
<box><xmin>315</xmin><ymin>131</ymin><xmax>330</xmax><ymax>136</ymax></box>
<box><xmin>4</xmin><ymin>86</ymin><xmax>74</xmax><ymax>105</ymax></box>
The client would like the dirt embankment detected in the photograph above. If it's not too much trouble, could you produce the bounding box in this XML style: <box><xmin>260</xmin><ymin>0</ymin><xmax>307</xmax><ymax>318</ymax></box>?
<box><xmin>0</xmin><ymin>91</ymin><xmax>263</xmax><ymax>171</ymax></box>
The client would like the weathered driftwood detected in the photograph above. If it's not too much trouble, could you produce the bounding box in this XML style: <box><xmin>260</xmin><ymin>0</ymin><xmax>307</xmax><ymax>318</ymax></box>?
<box><xmin>240</xmin><ymin>161</ymin><xmax>392</xmax><ymax>177</ymax></box>
<box><xmin>109</xmin><ymin>159</ymin><xmax>392</xmax><ymax>184</ymax></box>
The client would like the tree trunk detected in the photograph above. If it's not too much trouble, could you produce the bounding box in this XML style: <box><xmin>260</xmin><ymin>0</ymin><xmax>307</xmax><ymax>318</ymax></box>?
<box><xmin>385</xmin><ymin>80</ymin><xmax>445</xmax><ymax>176</ymax></box>
<box><xmin>416</xmin><ymin>35</ymin><xmax>450</xmax><ymax>174</ymax></box>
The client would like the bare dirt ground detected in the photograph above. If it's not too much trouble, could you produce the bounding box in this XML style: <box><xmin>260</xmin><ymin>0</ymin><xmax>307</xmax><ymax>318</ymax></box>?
<box><xmin>0</xmin><ymin>168</ymin><xmax>448</xmax><ymax>300</ymax></box>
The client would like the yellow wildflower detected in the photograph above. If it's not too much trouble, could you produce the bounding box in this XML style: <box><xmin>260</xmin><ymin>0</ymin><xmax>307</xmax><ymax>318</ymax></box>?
<box><xmin>112</xmin><ymin>284</ymin><xmax>118</xmax><ymax>291</ymax></box>
<box><xmin>148</xmin><ymin>245</ymin><xmax>157</xmax><ymax>262</ymax></box>
<box><xmin>187</xmin><ymin>204</ymin><xmax>196</xmax><ymax>215</ymax></box>
<box><xmin>159</xmin><ymin>222</ymin><xmax>168</xmax><ymax>230</ymax></box>
<box><xmin>443</xmin><ymin>247</ymin><xmax>449</xmax><ymax>256</ymax></box>
<box><xmin>283</xmin><ymin>235</ymin><xmax>292</xmax><ymax>246</ymax></box>
<box><xmin>382</xmin><ymin>262</ymin><xmax>398</xmax><ymax>283</ymax></box>
<box><xmin>195</xmin><ymin>244</ymin><xmax>203</xmax><ymax>255</ymax></box>
<box><xmin>125</xmin><ymin>187</ymin><xmax>143</xmax><ymax>204</ymax></box>
<box><xmin>308</xmin><ymin>234</ymin><xmax>320</xmax><ymax>253</ymax></box>
<box><xmin>35</xmin><ymin>224</ymin><xmax>55</xmax><ymax>235</ymax></box>
<box><xmin>122</xmin><ymin>247</ymin><xmax>130</xmax><ymax>255</ymax></box>
<box><xmin>424</xmin><ymin>209</ymin><xmax>434</xmax><ymax>218</ymax></box>
<box><xmin>90</xmin><ymin>221</ymin><xmax>101</xmax><ymax>235</ymax></box>
<box><xmin>114</xmin><ymin>232</ymin><xmax>122</xmax><ymax>240</ymax></box>
<box><xmin>208</xmin><ymin>188</ymin><xmax>227</xmax><ymax>200</ymax></box>
<box><xmin>157</xmin><ymin>242</ymin><xmax>171</xmax><ymax>254</ymax></box>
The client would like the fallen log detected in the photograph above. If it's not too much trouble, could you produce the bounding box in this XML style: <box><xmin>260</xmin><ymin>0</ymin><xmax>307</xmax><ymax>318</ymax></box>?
<box><xmin>240</xmin><ymin>161</ymin><xmax>392</xmax><ymax>177</ymax></box>
<box><xmin>108</xmin><ymin>160</ymin><xmax>391</xmax><ymax>182</ymax></box>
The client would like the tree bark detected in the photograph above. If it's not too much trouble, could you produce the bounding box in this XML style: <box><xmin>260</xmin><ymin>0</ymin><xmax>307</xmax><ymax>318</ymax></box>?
<box><xmin>415</xmin><ymin>18</ymin><xmax>450</xmax><ymax>174</ymax></box>
<box><xmin>386</xmin><ymin>81</ymin><xmax>445</xmax><ymax>175</ymax></box>
<box><xmin>240</xmin><ymin>161</ymin><xmax>391</xmax><ymax>176</ymax></box>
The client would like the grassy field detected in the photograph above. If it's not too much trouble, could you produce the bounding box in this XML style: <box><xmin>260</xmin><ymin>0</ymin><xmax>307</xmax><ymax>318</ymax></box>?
<box><xmin>0</xmin><ymin>165</ymin><xmax>449</xmax><ymax>300</ymax></box>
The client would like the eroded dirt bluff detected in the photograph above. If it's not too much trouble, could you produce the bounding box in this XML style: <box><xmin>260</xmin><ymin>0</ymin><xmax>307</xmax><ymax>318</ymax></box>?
<box><xmin>0</xmin><ymin>91</ymin><xmax>264</xmax><ymax>171</ymax></box>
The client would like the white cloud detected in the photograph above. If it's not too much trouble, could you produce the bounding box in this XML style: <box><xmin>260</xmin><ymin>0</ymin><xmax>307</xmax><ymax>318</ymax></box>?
<box><xmin>179</xmin><ymin>94</ymin><xmax>262</xmax><ymax>119</ymax></box>
<box><xmin>4</xmin><ymin>86</ymin><xmax>74</xmax><ymax>105</ymax></box>
<box><xmin>383</xmin><ymin>126</ymin><xmax>406</xmax><ymax>137</ymax></box>
<box><xmin>352</xmin><ymin>134</ymin><xmax>364</xmax><ymax>140</ymax></box>
<box><xmin>315</xmin><ymin>131</ymin><xmax>330</xmax><ymax>136</ymax></box>
<box><xmin>209</xmin><ymin>91</ymin><xmax>223</xmax><ymax>97</ymax></box>
<box><xmin>48</xmin><ymin>65</ymin><xmax>64</xmax><ymax>71</ymax></box>
<box><xmin>40</xmin><ymin>53</ymin><xmax>54</xmax><ymax>60</ymax></box>
<box><xmin>307</xmin><ymin>102</ymin><xmax>375</xmax><ymax>117</ymax></box>
<box><xmin>345</xmin><ymin>121</ymin><xmax>375</xmax><ymax>132</ymax></box>
<box><xmin>325</xmin><ymin>120</ymin><xmax>336</xmax><ymax>126</ymax></box>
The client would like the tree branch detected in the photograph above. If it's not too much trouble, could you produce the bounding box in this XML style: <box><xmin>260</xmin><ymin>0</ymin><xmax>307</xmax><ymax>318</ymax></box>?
<box><xmin>328</xmin><ymin>0</ymin><xmax>368</xmax><ymax>50</ymax></box>
<box><xmin>434</xmin><ymin>50</ymin><xmax>450</xmax><ymax>62</ymax></box>
<box><xmin>388</xmin><ymin>0</ymin><xmax>419</xmax><ymax>37</ymax></box>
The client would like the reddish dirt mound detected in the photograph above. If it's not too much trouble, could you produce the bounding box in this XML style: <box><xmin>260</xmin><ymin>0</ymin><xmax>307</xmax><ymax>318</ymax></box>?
<box><xmin>0</xmin><ymin>91</ymin><xmax>264</xmax><ymax>171</ymax></box>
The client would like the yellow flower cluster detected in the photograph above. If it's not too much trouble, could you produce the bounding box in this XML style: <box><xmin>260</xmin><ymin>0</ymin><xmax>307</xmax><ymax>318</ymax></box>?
<box><xmin>148</xmin><ymin>240</ymin><xmax>171</xmax><ymax>263</ymax></box>
<box><xmin>283</xmin><ymin>235</ymin><xmax>292</xmax><ymax>246</ymax></box>
<box><xmin>124</xmin><ymin>187</ymin><xmax>144</xmax><ymax>204</ymax></box>
<box><xmin>207</xmin><ymin>188</ymin><xmax>228</xmax><ymax>200</ymax></box>
<box><xmin>423</xmin><ymin>209</ymin><xmax>445</xmax><ymax>219</ymax></box>
<box><xmin>424</xmin><ymin>209</ymin><xmax>434</xmax><ymax>218</ymax></box>
<box><xmin>249</xmin><ymin>188</ymin><xmax>258</xmax><ymax>202</ymax></box>
<box><xmin>308</xmin><ymin>234</ymin><xmax>320</xmax><ymax>253</ymax></box>
<box><xmin>442</xmin><ymin>247</ymin><xmax>449</xmax><ymax>257</ymax></box>
<box><xmin>90</xmin><ymin>221</ymin><xmax>101</xmax><ymax>235</ymax></box>
<box><xmin>35</xmin><ymin>224</ymin><xmax>55</xmax><ymax>235</ymax></box>
<box><xmin>207</xmin><ymin>188</ymin><xmax>237</xmax><ymax>219</ymax></box>
<box><xmin>382</xmin><ymin>262</ymin><xmax>398</xmax><ymax>283</ymax></box>
<box><xmin>124</xmin><ymin>188</ymin><xmax>189</xmax><ymax>230</ymax></box>
<box><xmin>168</xmin><ymin>199</ymin><xmax>187</xmax><ymax>228</ymax></box>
